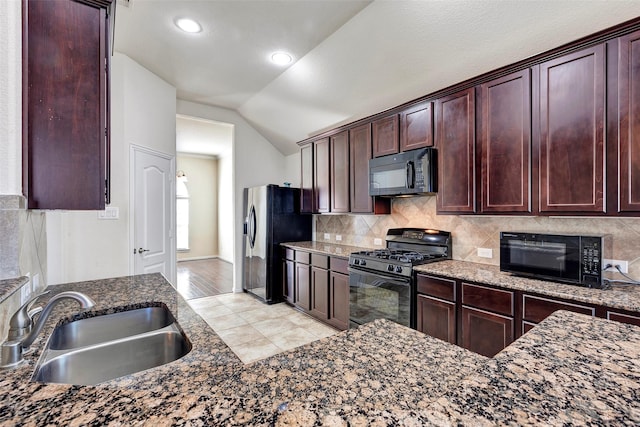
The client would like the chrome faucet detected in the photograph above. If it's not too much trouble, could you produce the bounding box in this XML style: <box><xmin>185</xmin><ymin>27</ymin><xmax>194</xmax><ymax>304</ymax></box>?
<box><xmin>1</xmin><ymin>291</ymin><xmax>96</xmax><ymax>369</ymax></box>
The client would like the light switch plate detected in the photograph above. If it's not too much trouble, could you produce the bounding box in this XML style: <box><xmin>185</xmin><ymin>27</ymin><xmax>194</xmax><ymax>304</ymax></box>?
<box><xmin>323</xmin><ymin>233</ymin><xmax>330</xmax><ymax>240</ymax></box>
<box><xmin>477</xmin><ymin>248</ymin><xmax>493</xmax><ymax>258</ymax></box>
<box><xmin>335</xmin><ymin>235</ymin><xmax>342</xmax><ymax>241</ymax></box>
<box><xmin>98</xmin><ymin>206</ymin><xmax>119</xmax><ymax>220</ymax></box>
<box><xmin>374</xmin><ymin>238</ymin><xmax>383</xmax><ymax>246</ymax></box>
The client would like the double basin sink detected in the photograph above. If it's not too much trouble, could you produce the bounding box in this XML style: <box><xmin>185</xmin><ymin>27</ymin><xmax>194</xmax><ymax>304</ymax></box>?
<box><xmin>32</xmin><ymin>304</ymin><xmax>191</xmax><ymax>385</ymax></box>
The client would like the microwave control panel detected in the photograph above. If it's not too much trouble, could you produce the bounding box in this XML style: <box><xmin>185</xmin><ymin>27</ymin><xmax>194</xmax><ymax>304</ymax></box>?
<box><xmin>581</xmin><ymin>236</ymin><xmax>602</xmax><ymax>286</ymax></box>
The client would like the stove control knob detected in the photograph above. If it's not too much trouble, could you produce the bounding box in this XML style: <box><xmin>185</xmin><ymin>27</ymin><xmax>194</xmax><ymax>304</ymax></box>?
<box><xmin>354</xmin><ymin>259</ymin><xmax>360</xmax><ymax>265</ymax></box>
<box><xmin>360</xmin><ymin>260</ymin><xmax>366</xmax><ymax>266</ymax></box>
<box><xmin>387</xmin><ymin>264</ymin><xmax>394</xmax><ymax>272</ymax></box>
<box><xmin>395</xmin><ymin>266</ymin><xmax>403</xmax><ymax>273</ymax></box>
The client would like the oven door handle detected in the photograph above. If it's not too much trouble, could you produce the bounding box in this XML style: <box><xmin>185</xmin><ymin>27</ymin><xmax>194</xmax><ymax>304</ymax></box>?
<box><xmin>348</xmin><ymin>267</ymin><xmax>411</xmax><ymax>284</ymax></box>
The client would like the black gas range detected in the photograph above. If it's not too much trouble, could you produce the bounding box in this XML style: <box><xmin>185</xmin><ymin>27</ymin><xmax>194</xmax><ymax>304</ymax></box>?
<box><xmin>348</xmin><ymin>228</ymin><xmax>452</xmax><ymax>329</ymax></box>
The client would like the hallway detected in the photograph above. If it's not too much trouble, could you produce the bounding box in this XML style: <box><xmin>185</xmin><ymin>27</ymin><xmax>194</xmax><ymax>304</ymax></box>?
<box><xmin>176</xmin><ymin>258</ymin><xmax>233</xmax><ymax>300</ymax></box>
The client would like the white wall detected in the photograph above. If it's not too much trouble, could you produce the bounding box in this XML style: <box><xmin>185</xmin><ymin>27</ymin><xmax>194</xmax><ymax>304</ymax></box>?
<box><xmin>47</xmin><ymin>53</ymin><xmax>177</xmax><ymax>285</ymax></box>
<box><xmin>176</xmin><ymin>154</ymin><xmax>218</xmax><ymax>260</ymax></box>
<box><xmin>176</xmin><ymin>100</ymin><xmax>294</xmax><ymax>291</ymax></box>
<box><xmin>0</xmin><ymin>0</ymin><xmax>21</xmax><ymax>196</ymax></box>
<box><xmin>217</xmin><ymin>152</ymin><xmax>234</xmax><ymax>263</ymax></box>
<box><xmin>285</xmin><ymin>152</ymin><xmax>301</xmax><ymax>188</ymax></box>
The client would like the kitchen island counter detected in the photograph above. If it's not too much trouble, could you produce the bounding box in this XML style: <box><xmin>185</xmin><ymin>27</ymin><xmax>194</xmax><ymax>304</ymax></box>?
<box><xmin>2</xmin><ymin>273</ymin><xmax>640</xmax><ymax>425</ymax></box>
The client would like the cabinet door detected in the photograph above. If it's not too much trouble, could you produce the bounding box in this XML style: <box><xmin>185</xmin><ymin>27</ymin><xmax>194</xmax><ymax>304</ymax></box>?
<box><xmin>330</xmin><ymin>131</ymin><xmax>349</xmax><ymax>213</ymax></box>
<box><xmin>328</xmin><ymin>272</ymin><xmax>349</xmax><ymax>330</ymax></box>
<box><xmin>314</xmin><ymin>138</ymin><xmax>330</xmax><ymax>213</ymax></box>
<box><xmin>372</xmin><ymin>115</ymin><xmax>399</xmax><ymax>157</ymax></box>
<box><xmin>283</xmin><ymin>259</ymin><xmax>295</xmax><ymax>304</ymax></box>
<box><xmin>400</xmin><ymin>102</ymin><xmax>433</xmax><ymax>151</ymax></box>
<box><xmin>350</xmin><ymin>123</ymin><xmax>374</xmax><ymax>213</ymax></box>
<box><xmin>310</xmin><ymin>267</ymin><xmax>329</xmax><ymax>320</ymax></box>
<box><xmin>539</xmin><ymin>45</ymin><xmax>606</xmax><ymax>213</ymax></box>
<box><xmin>479</xmin><ymin>70</ymin><xmax>532</xmax><ymax>213</ymax></box>
<box><xmin>294</xmin><ymin>262</ymin><xmax>310</xmax><ymax>311</ymax></box>
<box><xmin>300</xmin><ymin>143</ymin><xmax>314</xmax><ymax>213</ymax></box>
<box><xmin>417</xmin><ymin>294</ymin><xmax>456</xmax><ymax>344</ymax></box>
<box><xmin>461</xmin><ymin>306</ymin><xmax>513</xmax><ymax>358</ymax></box>
<box><xmin>435</xmin><ymin>88</ymin><xmax>476</xmax><ymax>213</ymax></box>
<box><xmin>618</xmin><ymin>30</ymin><xmax>640</xmax><ymax>212</ymax></box>
<box><xmin>25</xmin><ymin>0</ymin><xmax>110</xmax><ymax>210</ymax></box>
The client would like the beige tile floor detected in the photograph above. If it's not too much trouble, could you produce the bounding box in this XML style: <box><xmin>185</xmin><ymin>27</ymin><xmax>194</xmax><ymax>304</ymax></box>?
<box><xmin>188</xmin><ymin>292</ymin><xmax>339</xmax><ymax>363</ymax></box>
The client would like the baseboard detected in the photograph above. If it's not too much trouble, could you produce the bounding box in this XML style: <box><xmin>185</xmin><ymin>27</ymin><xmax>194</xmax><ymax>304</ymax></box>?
<box><xmin>177</xmin><ymin>255</ymin><xmax>219</xmax><ymax>262</ymax></box>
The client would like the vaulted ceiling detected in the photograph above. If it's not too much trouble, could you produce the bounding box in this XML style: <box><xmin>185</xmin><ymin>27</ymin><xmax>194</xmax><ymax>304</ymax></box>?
<box><xmin>115</xmin><ymin>0</ymin><xmax>640</xmax><ymax>155</ymax></box>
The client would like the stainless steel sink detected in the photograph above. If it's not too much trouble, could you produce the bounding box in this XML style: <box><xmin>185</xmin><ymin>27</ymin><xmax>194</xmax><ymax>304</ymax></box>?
<box><xmin>47</xmin><ymin>306</ymin><xmax>176</xmax><ymax>350</ymax></box>
<box><xmin>32</xmin><ymin>305</ymin><xmax>191</xmax><ymax>385</ymax></box>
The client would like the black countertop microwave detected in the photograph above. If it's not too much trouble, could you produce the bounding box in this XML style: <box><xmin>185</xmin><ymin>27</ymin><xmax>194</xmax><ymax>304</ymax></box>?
<box><xmin>369</xmin><ymin>148</ymin><xmax>437</xmax><ymax>197</ymax></box>
<box><xmin>500</xmin><ymin>232</ymin><xmax>611</xmax><ymax>288</ymax></box>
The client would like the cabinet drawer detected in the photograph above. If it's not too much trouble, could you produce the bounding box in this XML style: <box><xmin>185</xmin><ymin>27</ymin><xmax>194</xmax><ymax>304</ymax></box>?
<box><xmin>607</xmin><ymin>311</ymin><xmax>640</xmax><ymax>327</ymax></box>
<box><xmin>284</xmin><ymin>248</ymin><xmax>294</xmax><ymax>261</ymax></box>
<box><xmin>295</xmin><ymin>251</ymin><xmax>310</xmax><ymax>264</ymax></box>
<box><xmin>462</xmin><ymin>283</ymin><xmax>513</xmax><ymax>316</ymax></box>
<box><xmin>330</xmin><ymin>257</ymin><xmax>349</xmax><ymax>275</ymax></box>
<box><xmin>416</xmin><ymin>275</ymin><xmax>455</xmax><ymax>301</ymax></box>
<box><xmin>311</xmin><ymin>253</ymin><xmax>329</xmax><ymax>269</ymax></box>
<box><xmin>522</xmin><ymin>294</ymin><xmax>594</xmax><ymax>323</ymax></box>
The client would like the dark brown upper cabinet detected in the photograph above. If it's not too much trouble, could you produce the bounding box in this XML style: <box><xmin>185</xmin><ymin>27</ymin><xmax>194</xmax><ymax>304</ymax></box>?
<box><xmin>435</xmin><ymin>88</ymin><xmax>476</xmax><ymax>213</ymax></box>
<box><xmin>330</xmin><ymin>131</ymin><xmax>350</xmax><ymax>213</ymax></box>
<box><xmin>400</xmin><ymin>101</ymin><xmax>433</xmax><ymax>151</ymax></box>
<box><xmin>314</xmin><ymin>138</ymin><xmax>331</xmax><ymax>213</ymax></box>
<box><xmin>300</xmin><ymin>143</ymin><xmax>314</xmax><ymax>213</ymax></box>
<box><xmin>479</xmin><ymin>70</ymin><xmax>532</xmax><ymax>213</ymax></box>
<box><xmin>372</xmin><ymin>114</ymin><xmax>399</xmax><ymax>157</ymax></box>
<box><xmin>539</xmin><ymin>45</ymin><xmax>606</xmax><ymax>213</ymax></box>
<box><xmin>23</xmin><ymin>0</ymin><xmax>112</xmax><ymax>210</ymax></box>
<box><xmin>618</xmin><ymin>29</ymin><xmax>640</xmax><ymax>212</ymax></box>
<box><xmin>349</xmin><ymin>124</ymin><xmax>373</xmax><ymax>213</ymax></box>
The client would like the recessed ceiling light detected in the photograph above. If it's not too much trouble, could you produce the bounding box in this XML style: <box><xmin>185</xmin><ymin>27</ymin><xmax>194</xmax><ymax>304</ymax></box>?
<box><xmin>271</xmin><ymin>51</ymin><xmax>293</xmax><ymax>66</ymax></box>
<box><xmin>175</xmin><ymin>18</ymin><xmax>202</xmax><ymax>33</ymax></box>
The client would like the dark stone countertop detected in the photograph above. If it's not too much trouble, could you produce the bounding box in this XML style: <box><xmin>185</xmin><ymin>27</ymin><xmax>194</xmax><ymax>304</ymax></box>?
<box><xmin>2</xmin><ymin>273</ymin><xmax>640</xmax><ymax>425</ymax></box>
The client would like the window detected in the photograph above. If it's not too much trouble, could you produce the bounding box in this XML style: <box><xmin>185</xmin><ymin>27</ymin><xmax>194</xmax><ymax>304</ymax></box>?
<box><xmin>176</xmin><ymin>172</ymin><xmax>189</xmax><ymax>250</ymax></box>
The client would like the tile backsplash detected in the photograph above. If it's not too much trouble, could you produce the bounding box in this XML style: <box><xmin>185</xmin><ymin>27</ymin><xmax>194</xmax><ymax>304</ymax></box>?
<box><xmin>0</xmin><ymin>195</ymin><xmax>46</xmax><ymax>287</ymax></box>
<box><xmin>314</xmin><ymin>196</ymin><xmax>640</xmax><ymax>278</ymax></box>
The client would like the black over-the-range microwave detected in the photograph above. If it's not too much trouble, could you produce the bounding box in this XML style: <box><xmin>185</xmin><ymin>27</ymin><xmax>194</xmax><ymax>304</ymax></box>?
<box><xmin>500</xmin><ymin>232</ymin><xmax>612</xmax><ymax>288</ymax></box>
<box><xmin>369</xmin><ymin>148</ymin><xmax>437</xmax><ymax>197</ymax></box>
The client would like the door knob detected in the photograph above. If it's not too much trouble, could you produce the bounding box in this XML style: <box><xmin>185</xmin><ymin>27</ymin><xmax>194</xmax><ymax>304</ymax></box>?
<box><xmin>136</xmin><ymin>248</ymin><xmax>150</xmax><ymax>254</ymax></box>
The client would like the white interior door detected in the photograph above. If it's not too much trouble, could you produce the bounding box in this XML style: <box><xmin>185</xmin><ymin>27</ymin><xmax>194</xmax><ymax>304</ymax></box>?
<box><xmin>132</xmin><ymin>146</ymin><xmax>175</xmax><ymax>284</ymax></box>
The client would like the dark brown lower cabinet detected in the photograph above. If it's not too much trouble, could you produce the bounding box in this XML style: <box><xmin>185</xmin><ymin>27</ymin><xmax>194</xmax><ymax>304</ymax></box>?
<box><xmin>294</xmin><ymin>262</ymin><xmax>310</xmax><ymax>312</ymax></box>
<box><xmin>310</xmin><ymin>267</ymin><xmax>329</xmax><ymax>320</ymax></box>
<box><xmin>417</xmin><ymin>294</ymin><xmax>456</xmax><ymax>344</ymax></box>
<box><xmin>607</xmin><ymin>311</ymin><xmax>640</xmax><ymax>326</ymax></box>
<box><xmin>328</xmin><ymin>272</ymin><xmax>349</xmax><ymax>330</ymax></box>
<box><xmin>461</xmin><ymin>306</ymin><xmax>514</xmax><ymax>358</ymax></box>
<box><xmin>522</xmin><ymin>294</ymin><xmax>595</xmax><ymax>324</ymax></box>
<box><xmin>283</xmin><ymin>259</ymin><xmax>294</xmax><ymax>304</ymax></box>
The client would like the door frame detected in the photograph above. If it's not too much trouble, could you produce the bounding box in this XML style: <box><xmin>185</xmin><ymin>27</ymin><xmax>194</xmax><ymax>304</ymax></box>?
<box><xmin>129</xmin><ymin>144</ymin><xmax>176</xmax><ymax>285</ymax></box>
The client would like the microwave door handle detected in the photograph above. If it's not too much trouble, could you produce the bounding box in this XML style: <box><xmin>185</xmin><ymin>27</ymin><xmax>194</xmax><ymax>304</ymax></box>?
<box><xmin>406</xmin><ymin>161</ymin><xmax>415</xmax><ymax>189</ymax></box>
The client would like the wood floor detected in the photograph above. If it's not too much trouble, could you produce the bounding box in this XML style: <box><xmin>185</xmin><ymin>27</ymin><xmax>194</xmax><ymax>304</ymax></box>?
<box><xmin>176</xmin><ymin>258</ymin><xmax>234</xmax><ymax>300</ymax></box>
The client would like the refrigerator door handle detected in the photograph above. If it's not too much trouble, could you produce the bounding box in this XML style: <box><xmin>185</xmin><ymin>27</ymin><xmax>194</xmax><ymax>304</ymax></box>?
<box><xmin>249</xmin><ymin>205</ymin><xmax>257</xmax><ymax>249</ymax></box>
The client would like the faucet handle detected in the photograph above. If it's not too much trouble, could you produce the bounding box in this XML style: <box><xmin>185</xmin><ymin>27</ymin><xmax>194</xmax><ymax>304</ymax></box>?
<box><xmin>7</xmin><ymin>290</ymin><xmax>50</xmax><ymax>340</ymax></box>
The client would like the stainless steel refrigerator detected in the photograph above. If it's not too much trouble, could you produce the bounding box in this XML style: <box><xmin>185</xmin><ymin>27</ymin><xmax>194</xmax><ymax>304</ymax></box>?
<box><xmin>243</xmin><ymin>184</ymin><xmax>312</xmax><ymax>303</ymax></box>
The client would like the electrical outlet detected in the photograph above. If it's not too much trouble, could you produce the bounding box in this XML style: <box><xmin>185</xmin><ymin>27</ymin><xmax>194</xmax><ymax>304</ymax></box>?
<box><xmin>603</xmin><ymin>259</ymin><xmax>629</xmax><ymax>274</ymax></box>
<box><xmin>477</xmin><ymin>248</ymin><xmax>493</xmax><ymax>258</ymax></box>
<box><xmin>323</xmin><ymin>233</ymin><xmax>330</xmax><ymax>240</ymax></box>
<box><xmin>374</xmin><ymin>238</ymin><xmax>383</xmax><ymax>246</ymax></box>
<box><xmin>335</xmin><ymin>234</ymin><xmax>342</xmax><ymax>241</ymax></box>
